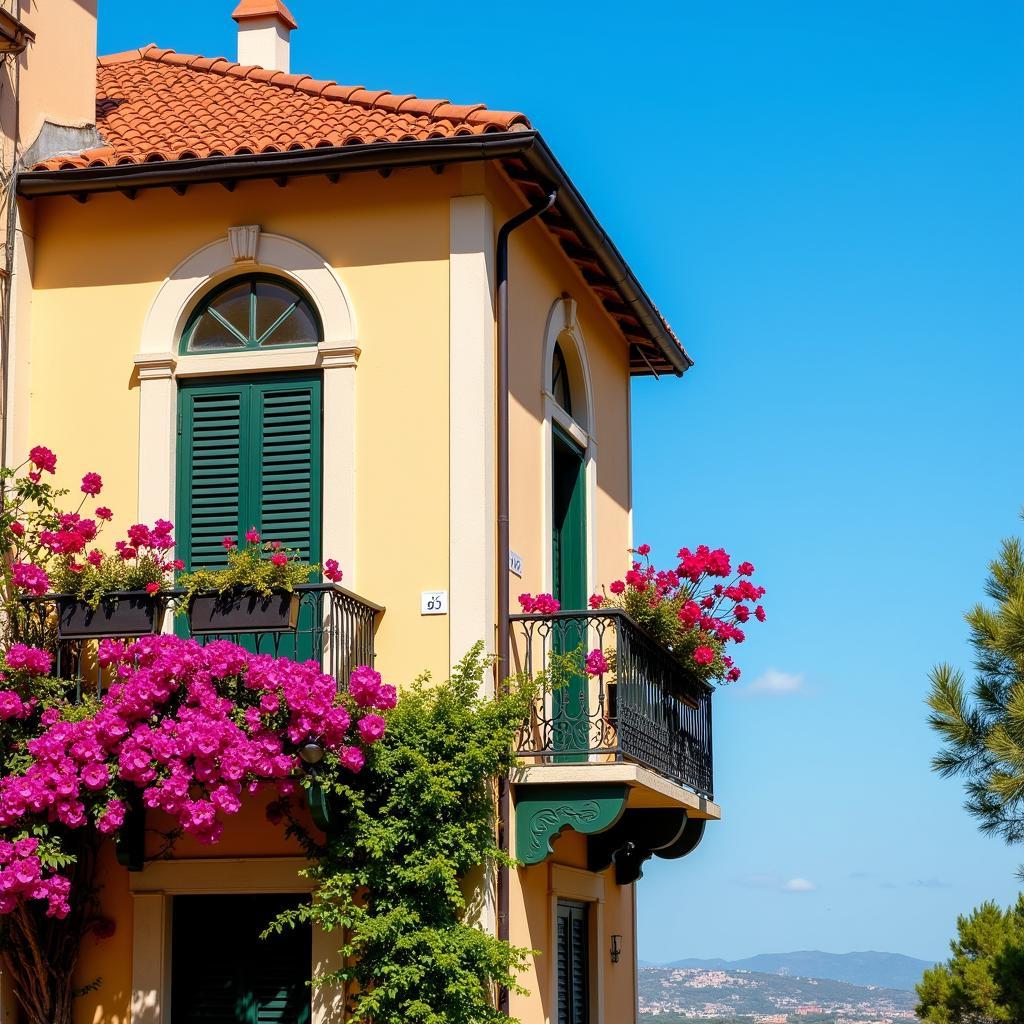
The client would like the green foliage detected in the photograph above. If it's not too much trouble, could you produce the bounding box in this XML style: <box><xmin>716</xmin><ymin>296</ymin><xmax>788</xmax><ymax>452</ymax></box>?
<box><xmin>177</xmin><ymin>539</ymin><xmax>316</xmax><ymax>604</ymax></box>
<box><xmin>928</xmin><ymin>527</ymin><xmax>1024</xmax><ymax>848</ymax></box>
<box><xmin>50</xmin><ymin>556</ymin><xmax>166</xmax><ymax>610</ymax></box>
<box><xmin>916</xmin><ymin>896</ymin><xmax>1024</xmax><ymax>1023</ymax></box>
<box><xmin>276</xmin><ymin>644</ymin><xmax>536</xmax><ymax>1024</ymax></box>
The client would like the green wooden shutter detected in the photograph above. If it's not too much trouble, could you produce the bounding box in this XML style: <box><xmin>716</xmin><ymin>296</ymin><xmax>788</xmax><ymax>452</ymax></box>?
<box><xmin>178</xmin><ymin>386</ymin><xmax>247</xmax><ymax>570</ymax></box>
<box><xmin>552</xmin><ymin>428</ymin><xmax>588</xmax><ymax>757</ymax></box>
<box><xmin>556</xmin><ymin>901</ymin><xmax>590</xmax><ymax>1024</ymax></box>
<box><xmin>177</xmin><ymin>375</ymin><xmax>322</xmax><ymax>569</ymax></box>
<box><xmin>254</xmin><ymin>379</ymin><xmax>321</xmax><ymax>565</ymax></box>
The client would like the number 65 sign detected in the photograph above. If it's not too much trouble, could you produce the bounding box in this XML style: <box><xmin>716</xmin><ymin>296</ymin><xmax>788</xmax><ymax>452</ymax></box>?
<box><xmin>421</xmin><ymin>591</ymin><xmax>448</xmax><ymax>616</ymax></box>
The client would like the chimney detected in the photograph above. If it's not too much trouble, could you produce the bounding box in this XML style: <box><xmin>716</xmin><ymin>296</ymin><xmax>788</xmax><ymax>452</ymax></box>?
<box><xmin>231</xmin><ymin>0</ymin><xmax>297</xmax><ymax>73</ymax></box>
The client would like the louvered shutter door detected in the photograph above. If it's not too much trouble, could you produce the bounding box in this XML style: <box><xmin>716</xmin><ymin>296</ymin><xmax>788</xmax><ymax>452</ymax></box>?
<box><xmin>254</xmin><ymin>379</ymin><xmax>321</xmax><ymax>565</ymax></box>
<box><xmin>178</xmin><ymin>387</ymin><xmax>247</xmax><ymax>569</ymax></box>
<box><xmin>570</xmin><ymin>906</ymin><xmax>589</xmax><ymax>1024</ymax></box>
<box><xmin>556</xmin><ymin>902</ymin><xmax>590</xmax><ymax>1024</ymax></box>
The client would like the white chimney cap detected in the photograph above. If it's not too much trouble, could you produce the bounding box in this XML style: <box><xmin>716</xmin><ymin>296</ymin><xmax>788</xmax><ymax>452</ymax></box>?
<box><xmin>232</xmin><ymin>0</ymin><xmax>297</xmax><ymax>74</ymax></box>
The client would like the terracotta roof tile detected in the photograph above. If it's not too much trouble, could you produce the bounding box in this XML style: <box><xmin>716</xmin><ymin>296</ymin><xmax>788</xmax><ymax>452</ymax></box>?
<box><xmin>31</xmin><ymin>44</ymin><xmax>531</xmax><ymax>171</ymax></box>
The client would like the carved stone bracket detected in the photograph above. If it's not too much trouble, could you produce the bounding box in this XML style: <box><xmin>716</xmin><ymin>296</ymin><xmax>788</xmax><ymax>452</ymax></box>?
<box><xmin>588</xmin><ymin>808</ymin><xmax>706</xmax><ymax>885</ymax></box>
<box><xmin>515</xmin><ymin>783</ymin><xmax>629</xmax><ymax>866</ymax></box>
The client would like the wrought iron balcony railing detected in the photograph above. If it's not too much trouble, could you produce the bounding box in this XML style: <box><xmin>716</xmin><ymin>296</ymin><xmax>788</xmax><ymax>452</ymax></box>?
<box><xmin>509</xmin><ymin>609</ymin><xmax>714</xmax><ymax>799</ymax></box>
<box><xmin>21</xmin><ymin>583</ymin><xmax>383</xmax><ymax>700</ymax></box>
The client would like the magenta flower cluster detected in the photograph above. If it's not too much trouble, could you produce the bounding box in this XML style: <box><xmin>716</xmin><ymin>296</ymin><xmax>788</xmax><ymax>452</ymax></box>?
<box><xmin>0</xmin><ymin>635</ymin><xmax>391</xmax><ymax>919</ymax></box>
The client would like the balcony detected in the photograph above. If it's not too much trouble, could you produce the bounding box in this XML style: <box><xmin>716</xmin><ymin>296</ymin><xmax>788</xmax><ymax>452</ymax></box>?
<box><xmin>21</xmin><ymin>583</ymin><xmax>383</xmax><ymax>697</ymax></box>
<box><xmin>509</xmin><ymin>609</ymin><xmax>719</xmax><ymax>874</ymax></box>
<box><xmin>510</xmin><ymin>608</ymin><xmax>713</xmax><ymax>796</ymax></box>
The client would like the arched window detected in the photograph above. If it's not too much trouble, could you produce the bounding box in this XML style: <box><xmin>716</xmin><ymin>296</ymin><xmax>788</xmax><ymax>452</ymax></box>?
<box><xmin>552</xmin><ymin>342</ymin><xmax>572</xmax><ymax>416</ymax></box>
<box><xmin>181</xmin><ymin>274</ymin><xmax>321</xmax><ymax>354</ymax></box>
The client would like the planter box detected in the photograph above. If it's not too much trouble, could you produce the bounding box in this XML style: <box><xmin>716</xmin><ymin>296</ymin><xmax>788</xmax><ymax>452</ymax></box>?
<box><xmin>57</xmin><ymin>592</ymin><xmax>161</xmax><ymax>640</ymax></box>
<box><xmin>188</xmin><ymin>589</ymin><xmax>300</xmax><ymax>635</ymax></box>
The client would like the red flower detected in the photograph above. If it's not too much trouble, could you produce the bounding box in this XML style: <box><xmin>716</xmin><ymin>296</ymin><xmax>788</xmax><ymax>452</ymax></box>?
<box><xmin>87</xmin><ymin>550</ymin><xmax>103</xmax><ymax>567</ymax></box>
<box><xmin>271</xmin><ymin>552</ymin><xmax>287</xmax><ymax>567</ymax></box>
<box><xmin>245</xmin><ymin>528</ymin><xmax>260</xmax><ymax>544</ymax></box>
<box><xmin>324</xmin><ymin>559</ymin><xmax>343</xmax><ymax>583</ymax></box>
<box><xmin>609</xmin><ymin>580</ymin><xmax>625</xmax><ymax>595</ymax></box>
<box><xmin>81</xmin><ymin>472</ymin><xmax>103</xmax><ymax>496</ymax></box>
<box><xmin>588</xmin><ymin>593</ymin><xmax>604</xmax><ymax>609</ymax></box>
<box><xmin>28</xmin><ymin>446</ymin><xmax>56</xmax><ymax>474</ymax></box>
<box><xmin>222</xmin><ymin>536</ymin><xmax>236</xmax><ymax>550</ymax></box>
<box><xmin>145</xmin><ymin>582</ymin><xmax>160</xmax><ymax>595</ymax></box>
<box><xmin>693</xmin><ymin>646</ymin><xmax>715</xmax><ymax>666</ymax></box>
<box><xmin>636</xmin><ymin>543</ymin><xmax>651</xmax><ymax>556</ymax></box>
<box><xmin>754</xmin><ymin>605</ymin><xmax>766</xmax><ymax>622</ymax></box>
<box><xmin>738</xmin><ymin>561</ymin><xmax>755</xmax><ymax>576</ymax></box>
<box><xmin>9</xmin><ymin>522</ymin><xmax>24</xmax><ymax>537</ymax></box>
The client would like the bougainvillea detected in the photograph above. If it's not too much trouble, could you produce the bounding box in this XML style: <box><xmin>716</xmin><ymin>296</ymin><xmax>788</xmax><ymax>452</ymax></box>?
<box><xmin>0</xmin><ymin>635</ymin><xmax>392</xmax><ymax>918</ymax></box>
<box><xmin>520</xmin><ymin>544</ymin><xmax>766</xmax><ymax>684</ymax></box>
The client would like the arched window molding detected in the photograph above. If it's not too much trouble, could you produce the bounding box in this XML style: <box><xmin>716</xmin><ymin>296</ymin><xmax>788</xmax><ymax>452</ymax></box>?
<box><xmin>134</xmin><ymin>227</ymin><xmax>359</xmax><ymax>582</ymax></box>
<box><xmin>540</xmin><ymin>294</ymin><xmax>598</xmax><ymax>595</ymax></box>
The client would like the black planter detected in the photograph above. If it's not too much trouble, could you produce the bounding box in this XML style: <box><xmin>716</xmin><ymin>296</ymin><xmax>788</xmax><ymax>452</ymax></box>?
<box><xmin>187</xmin><ymin>589</ymin><xmax>300</xmax><ymax>635</ymax></box>
<box><xmin>57</xmin><ymin>592</ymin><xmax>162</xmax><ymax>640</ymax></box>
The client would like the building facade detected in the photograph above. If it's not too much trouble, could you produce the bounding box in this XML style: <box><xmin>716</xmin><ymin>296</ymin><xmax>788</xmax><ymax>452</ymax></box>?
<box><xmin>0</xmin><ymin>4</ymin><xmax>720</xmax><ymax>1022</ymax></box>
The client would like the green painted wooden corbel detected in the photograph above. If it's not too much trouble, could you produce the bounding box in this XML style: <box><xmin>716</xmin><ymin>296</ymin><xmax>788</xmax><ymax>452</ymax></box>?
<box><xmin>515</xmin><ymin>783</ymin><xmax>629</xmax><ymax>865</ymax></box>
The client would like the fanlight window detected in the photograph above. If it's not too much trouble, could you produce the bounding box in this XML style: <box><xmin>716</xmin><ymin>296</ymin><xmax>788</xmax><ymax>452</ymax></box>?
<box><xmin>552</xmin><ymin>342</ymin><xmax>572</xmax><ymax>416</ymax></box>
<box><xmin>182</xmin><ymin>275</ymin><xmax>321</xmax><ymax>354</ymax></box>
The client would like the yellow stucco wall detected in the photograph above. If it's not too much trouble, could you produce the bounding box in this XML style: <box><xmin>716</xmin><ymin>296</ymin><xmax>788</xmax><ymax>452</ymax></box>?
<box><xmin>21</xmin><ymin>162</ymin><xmax>642</xmax><ymax>1024</ymax></box>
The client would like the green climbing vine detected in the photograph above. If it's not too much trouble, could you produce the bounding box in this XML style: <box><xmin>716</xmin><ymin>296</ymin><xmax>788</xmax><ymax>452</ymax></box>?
<box><xmin>272</xmin><ymin>644</ymin><xmax>538</xmax><ymax>1024</ymax></box>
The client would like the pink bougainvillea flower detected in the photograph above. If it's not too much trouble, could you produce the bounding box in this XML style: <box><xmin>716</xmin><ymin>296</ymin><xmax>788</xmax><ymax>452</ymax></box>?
<box><xmin>323</xmin><ymin>559</ymin><xmax>343</xmax><ymax>583</ymax></box>
<box><xmin>585</xmin><ymin>649</ymin><xmax>609</xmax><ymax>676</ymax></box>
<box><xmin>245</xmin><ymin>528</ymin><xmax>260</xmax><ymax>544</ymax></box>
<box><xmin>339</xmin><ymin>746</ymin><xmax>365</xmax><ymax>773</ymax></box>
<box><xmin>222</xmin><ymin>536</ymin><xmax>236</xmax><ymax>550</ymax></box>
<box><xmin>80</xmin><ymin>472</ymin><xmax>103</xmax><ymax>496</ymax></box>
<box><xmin>11</xmin><ymin>562</ymin><xmax>50</xmax><ymax>597</ymax></box>
<box><xmin>6</xmin><ymin>644</ymin><xmax>52</xmax><ymax>675</ymax></box>
<box><xmin>95</xmin><ymin>507</ymin><xmax>113</xmax><ymax>521</ymax></box>
<box><xmin>28</xmin><ymin>446</ymin><xmax>56</xmax><ymax>474</ymax></box>
<box><xmin>358</xmin><ymin>714</ymin><xmax>386</xmax><ymax>744</ymax></box>
<box><xmin>738</xmin><ymin>561</ymin><xmax>755</xmax><ymax>576</ymax></box>
<box><xmin>636</xmin><ymin>543</ymin><xmax>651</xmax><ymax>556</ymax></box>
<box><xmin>693</xmin><ymin>646</ymin><xmax>715</xmax><ymax>666</ymax></box>
<box><xmin>755</xmin><ymin>605</ymin><xmax>766</xmax><ymax>622</ymax></box>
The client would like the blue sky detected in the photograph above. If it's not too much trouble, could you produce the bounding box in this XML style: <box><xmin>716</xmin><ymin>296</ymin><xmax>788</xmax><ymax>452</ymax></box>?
<box><xmin>97</xmin><ymin>1</ymin><xmax>1024</xmax><ymax>963</ymax></box>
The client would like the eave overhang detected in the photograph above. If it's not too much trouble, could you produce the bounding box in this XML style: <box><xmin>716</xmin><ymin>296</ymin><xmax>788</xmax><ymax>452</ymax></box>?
<box><xmin>16</xmin><ymin>130</ymin><xmax>691</xmax><ymax>377</ymax></box>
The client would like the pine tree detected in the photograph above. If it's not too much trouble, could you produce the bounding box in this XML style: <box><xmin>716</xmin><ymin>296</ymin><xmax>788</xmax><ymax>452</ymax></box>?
<box><xmin>928</xmin><ymin>530</ymin><xmax>1024</xmax><ymax>846</ymax></box>
<box><xmin>916</xmin><ymin>897</ymin><xmax>1024</xmax><ymax>1022</ymax></box>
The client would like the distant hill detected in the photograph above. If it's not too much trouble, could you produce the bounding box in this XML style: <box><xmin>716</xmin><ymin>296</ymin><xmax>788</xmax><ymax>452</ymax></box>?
<box><xmin>639</xmin><ymin>965</ymin><xmax>918</xmax><ymax>1022</ymax></box>
<box><xmin>659</xmin><ymin>951</ymin><xmax>935</xmax><ymax>992</ymax></box>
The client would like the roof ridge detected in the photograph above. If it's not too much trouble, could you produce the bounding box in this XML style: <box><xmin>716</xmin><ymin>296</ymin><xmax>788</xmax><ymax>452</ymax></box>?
<box><xmin>121</xmin><ymin>43</ymin><xmax>528</xmax><ymax>130</ymax></box>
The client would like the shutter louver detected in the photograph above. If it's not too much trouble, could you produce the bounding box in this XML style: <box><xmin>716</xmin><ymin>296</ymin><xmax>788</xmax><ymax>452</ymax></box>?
<box><xmin>182</xmin><ymin>390</ymin><xmax>245</xmax><ymax>568</ymax></box>
<box><xmin>257</xmin><ymin>382</ymin><xmax>320</xmax><ymax>563</ymax></box>
<box><xmin>556</xmin><ymin>902</ymin><xmax>589</xmax><ymax>1024</ymax></box>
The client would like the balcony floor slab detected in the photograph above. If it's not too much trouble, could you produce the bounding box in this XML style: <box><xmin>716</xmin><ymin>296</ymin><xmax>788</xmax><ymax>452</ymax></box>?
<box><xmin>512</xmin><ymin>763</ymin><xmax>721</xmax><ymax>820</ymax></box>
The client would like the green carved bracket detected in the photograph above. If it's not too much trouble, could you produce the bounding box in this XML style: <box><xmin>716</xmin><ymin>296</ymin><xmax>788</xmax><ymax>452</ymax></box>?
<box><xmin>515</xmin><ymin>784</ymin><xmax>629</xmax><ymax>865</ymax></box>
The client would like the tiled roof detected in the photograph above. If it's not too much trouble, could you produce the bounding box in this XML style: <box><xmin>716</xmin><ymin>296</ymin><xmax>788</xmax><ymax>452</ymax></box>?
<box><xmin>31</xmin><ymin>44</ymin><xmax>530</xmax><ymax>171</ymax></box>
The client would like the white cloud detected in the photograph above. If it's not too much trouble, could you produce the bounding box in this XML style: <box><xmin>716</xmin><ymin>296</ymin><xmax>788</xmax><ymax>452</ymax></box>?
<box><xmin>782</xmin><ymin>878</ymin><xmax>818</xmax><ymax>893</ymax></box>
<box><xmin>746</xmin><ymin>669</ymin><xmax>804</xmax><ymax>695</ymax></box>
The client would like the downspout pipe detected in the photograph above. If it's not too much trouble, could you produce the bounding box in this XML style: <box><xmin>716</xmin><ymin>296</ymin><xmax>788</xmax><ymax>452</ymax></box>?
<box><xmin>495</xmin><ymin>186</ymin><xmax>557</xmax><ymax>1016</ymax></box>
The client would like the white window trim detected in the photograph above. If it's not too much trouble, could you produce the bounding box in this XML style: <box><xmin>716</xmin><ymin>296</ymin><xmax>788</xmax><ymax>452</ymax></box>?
<box><xmin>135</xmin><ymin>228</ymin><xmax>359</xmax><ymax>583</ymax></box>
<box><xmin>540</xmin><ymin>295</ymin><xmax>598</xmax><ymax>597</ymax></box>
<box><xmin>128</xmin><ymin>856</ymin><xmax>342</xmax><ymax>1024</ymax></box>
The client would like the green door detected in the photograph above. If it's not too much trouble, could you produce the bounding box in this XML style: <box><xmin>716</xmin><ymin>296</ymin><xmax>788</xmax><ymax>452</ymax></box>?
<box><xmin>171</xmin><ymin>893</ymin><xmax>311</xmax><ymax>1024</ymax></box>
<box><xmin>556</xmin><ymin>901</ymin><xmax>590</xmax><ymax>1024</ymax></box>
<box><xmin>552</xmin><ymin>427</ymin><xmax>588</xmax><ymax>757</ymax></box>
<box><xmin>176</xmin><ymin>375</ymin><xmax>322</xmax><ymax>657</ymax></box>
